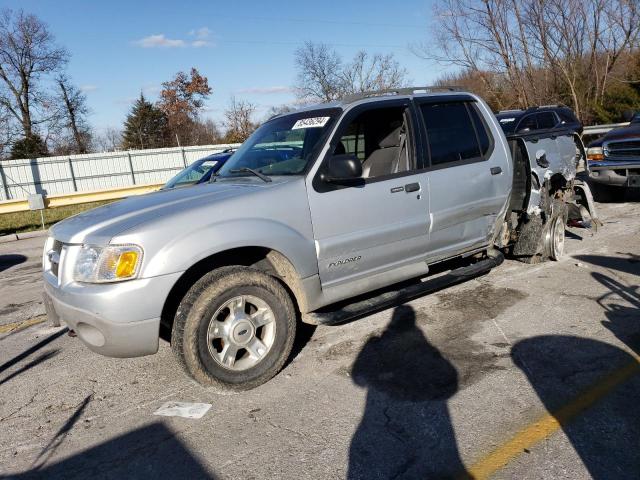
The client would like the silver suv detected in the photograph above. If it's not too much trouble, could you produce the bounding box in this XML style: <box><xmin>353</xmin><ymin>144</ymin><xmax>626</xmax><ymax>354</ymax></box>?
<box><xmin>43</xmin><ymin>88</ymin><xmax>591</xmax><ymax>390</ymax></box>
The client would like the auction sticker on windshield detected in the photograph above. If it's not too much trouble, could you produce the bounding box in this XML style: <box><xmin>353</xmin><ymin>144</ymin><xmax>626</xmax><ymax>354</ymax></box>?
<box><xmin>292</xmin><ymin>116</ymin><xmax>330</xmax><ymax>129</ymax></box>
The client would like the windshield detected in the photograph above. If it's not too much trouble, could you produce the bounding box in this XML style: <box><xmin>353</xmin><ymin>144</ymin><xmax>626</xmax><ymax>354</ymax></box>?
<box><xmin>217</xmin><ymin>108</ymin><xmax>340</xmax><ymax>178</ymax></box>
<box><xmin>164</xmin><ymin>158</ymin><xmax>222</xmax><ymax>189</ymax></box>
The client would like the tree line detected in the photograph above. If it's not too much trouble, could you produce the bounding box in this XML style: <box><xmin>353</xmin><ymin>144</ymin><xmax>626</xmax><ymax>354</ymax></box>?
<box><xmin>425</xmin><ymin>0</ymin><xmax>640</xmax><ymax>123</ymax></box>
<box><xmin>2</xmin><ymin>2</ymin><xmax>640</xmax><ymax>160</ymax></box>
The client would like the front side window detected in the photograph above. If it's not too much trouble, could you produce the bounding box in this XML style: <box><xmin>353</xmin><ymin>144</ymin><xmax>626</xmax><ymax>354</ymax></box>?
<box><xmin>217</xmin><ymin>109</ymin><xmax>340</xmax><ymax>178</ymax></box>
<box><xmin>420</xmin><ymin>102</ymin><xmax>482</xmax><ymax>166</ymax></box>
<box><xmin>332</xmin><ymin>106</ymin><xmax>413</xmax><ymax>178</ymax></box>
<box><xmin>164</xmin><ymin>159</ymin><xmax>219</xmax><ymax>189</ymax></box>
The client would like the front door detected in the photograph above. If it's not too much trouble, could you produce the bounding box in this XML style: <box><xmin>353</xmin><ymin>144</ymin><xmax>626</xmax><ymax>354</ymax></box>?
<box><xmin>306</xmin><ymin>100</ymin><xmax>431</xmax><ymax>300</ymax></box>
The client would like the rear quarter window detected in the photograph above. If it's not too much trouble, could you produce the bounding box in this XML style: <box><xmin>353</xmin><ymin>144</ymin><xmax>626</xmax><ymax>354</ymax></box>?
<box><xmin>420</xmin><ymin>102</ymin><xmax>492</xmax><ymax>166</ymax></box>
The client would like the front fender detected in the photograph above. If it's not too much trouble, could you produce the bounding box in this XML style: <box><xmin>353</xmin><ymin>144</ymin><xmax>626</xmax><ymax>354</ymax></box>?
<box><xmin>137</xmin><ymin>218</ymin><xmax>318</xmax><ymax>279</ymax></box>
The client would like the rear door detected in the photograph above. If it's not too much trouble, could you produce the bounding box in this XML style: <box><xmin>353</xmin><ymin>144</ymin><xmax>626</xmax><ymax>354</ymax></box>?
<box><xmin>416</xmin><ymin>97</ymin><xmax>511</xmax><ymax>261</ymax></box>
<box><xmin>306</xmin><ymin>100</ymin><xmax>431</xmax><ymax>296</ymax></box>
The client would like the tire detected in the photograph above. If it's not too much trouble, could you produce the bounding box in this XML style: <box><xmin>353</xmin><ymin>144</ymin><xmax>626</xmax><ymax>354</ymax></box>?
<box><xmin>171</xmin><ymin>266</ymin><xmax>296</xmax><ymax>391</ymax></box>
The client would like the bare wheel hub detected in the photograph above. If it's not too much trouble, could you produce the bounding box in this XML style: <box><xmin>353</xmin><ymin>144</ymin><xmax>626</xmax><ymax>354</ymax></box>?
<box><xmin>206</xmin><ymin>295</ymin><xmax>276</xmax><ymax>371</ymax></box>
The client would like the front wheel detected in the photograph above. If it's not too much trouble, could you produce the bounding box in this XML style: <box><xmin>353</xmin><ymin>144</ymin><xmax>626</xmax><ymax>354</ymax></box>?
<box><xmin>171</xmin><ymin>266</ymin><xmax>296</xmax><ymax>391</ymax></box>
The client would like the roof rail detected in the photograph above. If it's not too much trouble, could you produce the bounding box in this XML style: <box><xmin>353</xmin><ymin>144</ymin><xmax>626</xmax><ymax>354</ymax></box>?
<box><xmin>341</xmin><ymin>85</ymin><xmax>464</xmax><ymax>103</ymax></box>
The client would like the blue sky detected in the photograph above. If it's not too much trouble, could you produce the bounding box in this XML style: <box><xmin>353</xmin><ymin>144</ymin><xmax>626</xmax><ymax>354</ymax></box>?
<box><xmin>3</xmin><ymin>0</ymin><xmax>448</xmax><ymax>134</ymax></box>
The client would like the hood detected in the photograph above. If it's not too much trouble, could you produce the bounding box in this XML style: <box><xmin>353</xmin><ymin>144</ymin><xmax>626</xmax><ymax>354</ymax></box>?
<box><xmin>51</xmin><ymin>178</ymin><xmax>285</xmax><ymax>244</ymax></box>
<box><xmin>589</xmin><ymin>123</ymin><xmax>640</xmax><ymax>147</ymax></box>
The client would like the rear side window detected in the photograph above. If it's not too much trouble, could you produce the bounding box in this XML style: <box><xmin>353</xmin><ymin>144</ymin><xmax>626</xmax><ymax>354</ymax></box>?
<box><xmin>469</xmin><ymin>104</ymin><xmax>491</xmax><ymax>155</ymax></box>
<box><xmin>420</xmin><ymin>102</ymin><xmax>490</xmax><ymax>166</ymax></box>
<box><xmin>558</xmin><ymin>110</ymin><xmax>578</xmax><ymax>124</ymax></box>
<box><xmin>537</xmin><ymin>112</ymin><xmax>557</xmax><ymax>129</ymax></box>
<box><xmin>517</xmin><ymin>114</ymin><xmax>537</xmax><ymax>132</ymax></box>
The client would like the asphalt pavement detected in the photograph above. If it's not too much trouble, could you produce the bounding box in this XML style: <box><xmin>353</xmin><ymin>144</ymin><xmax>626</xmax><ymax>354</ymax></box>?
<box><xmin>0</xmin><ymin>201</ymin><xmax>639</xmax><ymax>479</ymax></box>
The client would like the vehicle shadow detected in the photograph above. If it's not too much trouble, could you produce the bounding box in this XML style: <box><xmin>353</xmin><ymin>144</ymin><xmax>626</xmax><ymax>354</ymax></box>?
<box><xmin>511</xmin><ymin>270</ymin><xmax>640</xmax><ymax>479</ymax></box>
<box><xmin>347</xmin><ymin>305</ymin><xmax>468</xmax><ymax>479</ymax></box>
<box><xmin>0</xmin><ymin>254</ymin><xmax>27</xmax><ymax>273</ymax></box>
<box><xmin>4</xmin><ymin>422</ymin><xmax>215</xmax><ymax>479</ymax></box>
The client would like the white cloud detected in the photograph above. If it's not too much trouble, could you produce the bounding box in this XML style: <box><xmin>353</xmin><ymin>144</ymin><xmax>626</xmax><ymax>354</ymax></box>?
<box><xmin>134</xmin><ymin>34</ymin><xmax>186</xmax><ymax>48</ymax></box>
<box><xmin>134</xmin><ymin>30</ymin><xmax>214</xmax><ymax>48</ymax></box>
<box><xmin>192</xmin><ymin>39</ymin><xmax>213</xmax><ymax>48</ymax></box>
<box><xmin>80</xmin><ymin>84</ymin><xmax>98</xmax><ymax>92</ymax></box>
<box><xmin>236</xmin><ymin>86</ymin><xmax>293</xmax><ymax>95</ymax></box>
<box><xmin>189</xmin><ymin>27</ymin><xmax>211</xmax><ymax>39</ymax></box>
<box><xmin>114</xmin><ymin>97</ymin><xmax>137</xmax><ymax>106</ymax></box>
<box><xmin>142</xmin><ymin>84</ymin><xmax>162</xmax><ymax>95</ymax></box>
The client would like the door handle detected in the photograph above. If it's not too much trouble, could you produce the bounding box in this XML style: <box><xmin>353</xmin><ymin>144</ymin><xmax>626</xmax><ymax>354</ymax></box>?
<box><xmin>490</xmin><ymin>167</ymin><xmax>502</xmax><ymax>175</ymax></box>
<box><xmin>404</xmin><ymin>182</ymin><xmax>420</xmax><ymax>193</ymax></box>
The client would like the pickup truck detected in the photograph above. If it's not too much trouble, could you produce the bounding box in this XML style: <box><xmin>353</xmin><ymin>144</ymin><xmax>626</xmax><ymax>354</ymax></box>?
<box><xmin>42</xmin><ymin>88</ymin><xmax>597</xmax><ymax>390</ymax></box>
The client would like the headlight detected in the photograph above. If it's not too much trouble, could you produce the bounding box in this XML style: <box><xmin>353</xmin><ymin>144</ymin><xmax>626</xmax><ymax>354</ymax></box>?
<box><xmin>73</xmin><ymin>244</ymin><xmax>143</xmax><ymax>283</ymax></box>
<box><xmin>586</xmin><ymin>147</ymin><xmax>604</xmax><ymax>161</ymax></box>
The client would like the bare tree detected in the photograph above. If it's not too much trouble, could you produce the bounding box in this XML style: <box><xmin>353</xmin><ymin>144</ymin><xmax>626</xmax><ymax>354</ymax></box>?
<box><xmin>340</xmin><ymin>51</ymin><xmax>409</xmax><ymax>95</ymax></box>
<box><xmin>0</xmin><ymin>9</ymin><xmax>68</xmax><ymax>142</ymax></box>
<box><xmin>294</xmin><ymin>42</ymin><xmax>344</xmax><ymax>102</ymax></box>
<box><xmin>93</xmin><ymin>127</ymin><xmax>122</xmax><ymax>152</ymax></box>
<box><xmin>223</xmin><ymin>97</ymin><xmax>257</xmax><ymax>143</ymax></box>
<box><xmin>294</xmin><ymin>42</ymin><xmax>408</xmax><ymax>102</ymax></box>
<box><xmin>56</xmin><ymin>74</ymin><xmax>90</xmax><ymax>153</ymax></box>
<box><xmin>422</xmin><ymin>0</ymin><xmax>640</xmax><ymax>121</ymax></box>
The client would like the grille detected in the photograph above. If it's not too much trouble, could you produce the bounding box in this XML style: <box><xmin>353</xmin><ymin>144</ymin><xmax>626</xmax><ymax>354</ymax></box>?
<box><xmin>605</xmin><ymin>139</ymin><xmax>640</xmax><ymax>159</ymax></box>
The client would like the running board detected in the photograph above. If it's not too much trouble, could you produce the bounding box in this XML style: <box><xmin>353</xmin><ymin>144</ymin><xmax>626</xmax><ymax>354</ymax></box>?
<box><xmin>302</xmin><ymin>252</ymin><xmax>504</xmax><ymax>326</ymax></box>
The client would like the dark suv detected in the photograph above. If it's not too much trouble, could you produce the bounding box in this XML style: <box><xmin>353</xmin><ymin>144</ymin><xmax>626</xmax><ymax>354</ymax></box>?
<box><xmin>586</xmin><ymin>112</ymin><xmax>640</xmax><ymax>199</ymax></box>
<box><xmin>496</xmin><ymin>106</ymin><xmax>583</xmax><ymax>135</ymax></box>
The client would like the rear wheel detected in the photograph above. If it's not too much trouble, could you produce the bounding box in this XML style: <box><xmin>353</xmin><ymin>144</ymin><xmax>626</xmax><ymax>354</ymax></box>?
<box><xmin>171</xmin><ymin>266</ymin><xmax>296</xmax><ymax>390</ymax></box>
<box><xmin>546</xmin><ymin>214</ymin><xmax>565</xmax><ymax>261</ymax></box>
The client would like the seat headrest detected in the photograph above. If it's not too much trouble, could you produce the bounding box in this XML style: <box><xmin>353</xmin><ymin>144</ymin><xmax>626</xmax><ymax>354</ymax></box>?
<box><xmin>334</xmin><ymin>141</ymin><xmax>346</xmax><ymax>155</ymax></box>
<box><xmin>378</xmin><ymin>126</ymin><xmax>402</xmax><ymax>148</ymax></box>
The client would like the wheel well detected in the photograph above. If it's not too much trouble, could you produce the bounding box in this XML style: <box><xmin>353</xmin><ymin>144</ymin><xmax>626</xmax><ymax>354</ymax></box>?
<box><xmin>548</xmin><ymin>173</ymin><xmax>568</xmax><ymax>196</ymax></box>
<box><xmin>159</xmin><ymin>247</ymin><xmax>304</xmax><ymax>342</ymax></box>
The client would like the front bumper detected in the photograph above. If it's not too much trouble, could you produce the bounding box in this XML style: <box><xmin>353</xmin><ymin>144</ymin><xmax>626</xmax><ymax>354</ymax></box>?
<box><xmin>589</xmin><ymin>163</ymin><xmax>640</xmax><ymax>187</ymax></box>
<box><xmin>43</xmin><ymin>270</ymin><xmax>182</xmax><ymax>358</ymax></box>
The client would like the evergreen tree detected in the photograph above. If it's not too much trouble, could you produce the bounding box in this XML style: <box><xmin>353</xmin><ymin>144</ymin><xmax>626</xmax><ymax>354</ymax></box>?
<box><xmin>122</xmin><ymin>93</ymin><xmax>168</xmax><ymax>150</ymax></box>
<box><xmin>10</xmin><ymin>134</ymin><xmax>48</xmax><ymax>159</ymax></box>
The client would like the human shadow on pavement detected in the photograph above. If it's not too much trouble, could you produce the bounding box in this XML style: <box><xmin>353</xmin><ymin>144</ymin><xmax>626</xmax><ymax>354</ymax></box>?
<box><xmin>0</xmin><ymin>349</ymin><xmax>59</xmax><ymax>387</ymax></box>
<box><xmin>574</xmin><ymin>253</ymin><xmax>640</xmax><ymax>277</ymax></box>
<box><xmin>0</xmin><ymin>254</ymin><xmax>27</xmax><ymax>273</ymax></box>
<box><xmin>512</xmin><ymin>269</ymin><xmax>640</xmax><ymax>480</ymax></box>
<box><xmin>348</xmin><ymin>305</ymin><xmax>467</xmax><ymax>479</ymax></box>
<box><xmin>4</xmin><ymin>422</ymin><xmax>215</xmax><ymax>479</ymax></box>
<box><xmin>0</xmin><ymin>327</ymin><xmax>67</xmax><ymax>374</ymax></box>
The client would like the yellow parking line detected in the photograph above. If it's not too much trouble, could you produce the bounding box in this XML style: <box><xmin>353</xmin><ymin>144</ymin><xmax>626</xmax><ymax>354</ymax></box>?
<box><xmin>0</xmin><ymin>316</ymin><xmax>46</xmax><ymax>334</ymax></box>
<box><xmin>465</xmin><ymin>353</ymin><xmax>640</xmax><ymax>479</ymax></box>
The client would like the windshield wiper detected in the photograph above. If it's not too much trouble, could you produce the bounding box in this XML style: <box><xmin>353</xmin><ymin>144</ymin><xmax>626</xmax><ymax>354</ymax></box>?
<box><xmin>229</xmin><ymin>167</ymin><xmax>272</xmax><ymax>183</ymax></box>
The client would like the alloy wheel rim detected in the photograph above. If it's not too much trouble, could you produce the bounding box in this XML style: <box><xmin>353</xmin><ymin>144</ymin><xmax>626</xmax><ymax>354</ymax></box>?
<box><xmin>551</xmin><ymin>216</ymin><xmax>565</xmax><ymax>260</ymax></box>
<box><xmin>206</xmin><ymin>295</ymin><xmax>276</xmax><ymax>371</ymax></box>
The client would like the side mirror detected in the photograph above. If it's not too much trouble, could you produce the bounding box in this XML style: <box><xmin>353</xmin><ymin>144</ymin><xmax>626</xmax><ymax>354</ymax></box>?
<box><xmin>324</xmin><ymin>154</ymin><xmax>363</xmax><ymax>184</ymax></box>
<box><xmin>535</xmin><ymin>149</ymin><xmax>549</xmax><ymax>168</ymax></box>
